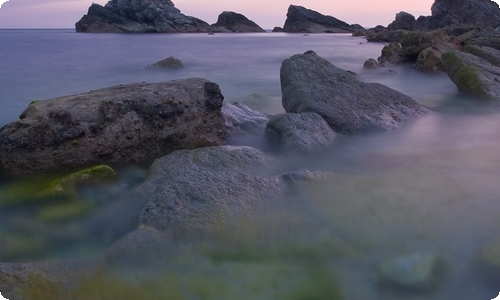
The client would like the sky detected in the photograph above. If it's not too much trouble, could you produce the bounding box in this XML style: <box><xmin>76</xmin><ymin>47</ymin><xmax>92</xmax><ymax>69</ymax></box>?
<box><xmin>0</xmin><ymin>0</ymin><xmax>498</xmax><ymax>29</ymax></box>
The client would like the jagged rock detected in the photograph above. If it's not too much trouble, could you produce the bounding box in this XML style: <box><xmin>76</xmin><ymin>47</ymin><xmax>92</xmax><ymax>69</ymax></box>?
<box><xmin>280</xmin><ymin>51</ymin><xmax>429</xmax><ymax>132</ymax></box>
<box><xmin>147</xmin><ymin>56</ymin><xmax>184</xmax><ymax>69</ymax></box>
<box><xmin>282</xmin><ymin>5</ymin><xmax>353</xmax><ymax>33</ymax></box>
<box><xmin>265</xmin><ymin>113</ymin><xmax>337</xmax><ymax>153</ymax></box>
<box><xmin>365</xmin><ymin>26</ymin><xmax>404</xmax><ymax>43</ymax></box>
<box><xmin>272</xmin><ymin>27</ymin><xmax>284</xmax><ymax>32</ymax></box>
<box><xmin>416</xmin><ymin>0</ymin><xmax>500</xmax><ymax>31</ymax></box>
<box><xmin>211</xmin><ymin>11</ymin><xmax>265</xmax><ymax>33</ymax></box>
<box><xmin>441</xmin><ymin>50</ymin><xmax>500</xmax><ymax>100</ymax></box>
<box><xmin>400</xmin><ymin>31</ymin><xmax>435</xmax><ymax>61</ymax></box>
<box><xmin>75</xmin><ymin>0</ymin><xmax>212</xmax><ymax>33</ymax></box>
<box><xmin>378</xmin><ymin>253</ymin><xmax>447</xmax><ymax>291</ymax></box>
<box><xmin>388</xmin><ymin>11</ymin><xmax>417</xmax><ymax>31</ymax></box>
<box><xmin>0</xmin><ymin>78</ymin><xmax>225</xmax><ymax>177</ymax></box>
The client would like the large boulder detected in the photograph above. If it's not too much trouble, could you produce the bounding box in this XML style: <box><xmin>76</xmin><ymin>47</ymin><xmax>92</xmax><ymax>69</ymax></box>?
<box><xmin>417</xmin><ymin>0</ymin><xmax>500</xmax><ymax>31</ymax></box>
<box><xmin>265</xmin><ymin>113</ymin><xmax>337</xmax><ymax>153</ymax></box>
<box><xmin>75</xmin><ymin>0</ymin><xmax>212</xmax><ymax>33</ymax></box>
<box><xmin>0</xmin><ymin>78</ymin><xmax>225</xmax><ymax>177</ymax></box>
<box><xmin>280</xmin><ymin>51</ymin><xmax>429</xmax><ymax>133</ymax></box>
<box><xmin>211</xmin><ymin>11</ymin><xmax>266</xmax><ymax>33</ymax></box>
<box><xmin>441</xmin><ymin>50</ymin><xmax>500</xmax><ymax>100</ymax></box>
<box><xmin>282</xmin><ymin>5</ymin><xmax>353</xmax><ymax>33</ymax></box>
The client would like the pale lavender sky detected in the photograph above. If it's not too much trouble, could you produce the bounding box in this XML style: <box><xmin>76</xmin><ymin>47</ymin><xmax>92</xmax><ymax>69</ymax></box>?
<box><xmin>0</xmin><ymin>0</ymin><xmax>498</xmax><ymax>29</ymax></box>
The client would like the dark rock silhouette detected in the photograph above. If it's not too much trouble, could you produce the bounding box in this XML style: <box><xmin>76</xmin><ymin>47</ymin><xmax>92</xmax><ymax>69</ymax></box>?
<box><xmin>211</xmin><ymin>11</ymin><xmax>265</xmax><ymax>33</ymax></box>
<box><xmin>282</xmin><ymin>5</ymin><xmax>353</xmax><ymax>33</ymax></box>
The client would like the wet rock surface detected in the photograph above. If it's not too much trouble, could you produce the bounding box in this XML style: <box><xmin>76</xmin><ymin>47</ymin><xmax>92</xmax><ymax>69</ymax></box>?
<box><xmin>0</xmin><ymin>78</ymin><xmax>225</xmax><ymax>177</ymax></box>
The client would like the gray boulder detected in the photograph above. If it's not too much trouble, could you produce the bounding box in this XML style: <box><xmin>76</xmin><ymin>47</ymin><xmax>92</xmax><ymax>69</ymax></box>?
<box><xmin>378</xmin><ymin>41</ymin><xmax>406</xmax><ymax>65</ymax></box>
<box><xmin>282</xmin><ymin>5</ymin><xmax>353</xmax><ymax>33</ymax></box>
<box><xmin>0</xmin><ymin>78</ymin><xmax>225</xmax><ymax>177</ymax></box>
<box><xmin>281</xmin><ymin>51</ymin><xmax>429</xmax><ymax>133</ymax></box>
<box><xmin>147</xmin><ymin>56</ymin><xmax>184</xmax><ymax>69</ymax></box>
<box><xmin>265</xmin><ymin>113</ymin><xmax>337</xmax><ymax>153</ymax></box>
<box><xmin>211</xmin><ymin>11</ymin><xmax>265</xmax><ymax>33</ymax></box>
<box><xmin>441</xmin><ymin>50</ymin><xmax>500</xmax><ymax>100</ymax></box>
<box><xmin>75</xmin><ymin>0</ymin><xmax>212</xmax><ymax>33</ymax></box>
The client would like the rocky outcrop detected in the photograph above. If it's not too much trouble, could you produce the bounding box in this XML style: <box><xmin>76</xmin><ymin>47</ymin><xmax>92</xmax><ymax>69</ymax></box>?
<box><xmin>387</xmin><ymin>11</ymin><xmax>417</xmax><ymax>31</ymax></box>
<box><xmin>265</xmin><ymin>113</ymin><xmax>337</xmax><ymax>153</ymax></box>
<box><xmin>147</xmin><ymin>56</ymin><xmax>184</xmax><ymax>69</ymax></box>
<box><xmin>211</xmin><ymin>11</ymin><xmax>266</xmax><ymax>33</ymax></box>
<box><xmin>441</xmin><ymin>49</ymin><xmax>500</xmax><ymax>100</ymax></box>
<box><xmin>417</xmin><ymin>0</ymin><xmax>500</xmax><ymax>31</ymax></box>
<box><xmin>281</xmin><ymin>51</ymin><xmax>429</xmax><ymax>133</ymax></box>
<box><xmin>282</xmin><ymin>5</ymin><xmax>353</xmax><ymax>33</ymax></box>
<box><xmin>0</xmin><ymin>78</ymin><xmax>225</xmax><ymax>177</ymax></box>
<box><xmin>75</xmin><ymin>0</ymin><xmax>211</xmax><ymax>33</ymax></box>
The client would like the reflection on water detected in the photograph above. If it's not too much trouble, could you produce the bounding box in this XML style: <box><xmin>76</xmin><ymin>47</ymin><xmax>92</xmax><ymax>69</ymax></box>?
<box><xmin>1</xmin><ymin>30</ymin><xmax>500</xmax><ymax>299</ymax></box>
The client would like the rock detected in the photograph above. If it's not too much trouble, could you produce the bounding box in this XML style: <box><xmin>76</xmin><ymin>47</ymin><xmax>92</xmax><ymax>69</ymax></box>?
<box><xmin>280</xmin><ymin>51</ymin><xmax>429</xmax><ymax>133</ymax></box>
<box><xmin>365</xmin><ymin>26</ymin><xmax>404</xmax><ymax>43</ymax></box>
<box><xmin>0</xmin><ymin>165</ymin><xmax>116</xmax><ymax>205</ymax></box>
<box><xmin>416</xmin><ymin>42</ymin><xmax>460</xmax><ymax>72</ymax></box>
<box><xmin>0</xmin><ymin>259</ymin><xmax>102</xmax><ymax>300</ymax></box>
<box><xmin>387</xmin><ymin>11</ymin><xmax>417</xmax><ymax>31</ymax></box>
<box><xmin>137</xmin><ymin>145</ymin><xmax>284</xmax><ymax>236</ymax></box>
<box><xmin>0</xmin><ymin>78</ymin><xmax>225</xmax><ymax>177</ymax></box>
<box><xmin>272</xmin><ymin>27</ymin><xmax>284</xmax><ymax>33</ymax></box>
<box><xmin>75</xmin><ymin>0</ymin><xmax>212</xmax><ymax>33</ymax></box>
<box><xmin>379</xmin><ymin>42</ymin><xmax>406</xmax><ymax>65</ymax></box>
<box><xmin>477</xmin><ymin>241</ymin><xmax>500</xmax><ymax>285</ymax></box>
<box><xmin>282</xmin><ymin>5</ymin><xmax>353</xmax><ymax>33</ymax></box>
<box><xmin>441</xmin><ymin>50</ymin><xmax>500</xmax><ymax>100</ymax></box>
<box><xmin>222</xmin><ymin>102</ymin><xmax>270</xmax><ymax>140</ymax></box>
<box><xmin>416</xmin><ymin>0</ymin><xmax>500</xmax><ymax>31</ymax></box>
<box><xmin>265</xmin><ymin>113</ymin><xmax>337</xmax><ymax>153</ymax></box>
<box><xmin>378</xmin><ymin>252</ymin><xmax>447</xmax><ymax>291</ymax></box>
<box><xmin>464</xmin><ymin>44</ymin><xmax>500</xmax><ymax>67</ymax></box>
<box><xmin>467</xmin><ymin>30</ymin><xmax>500</xmax><ymax>50</ymax></box>
<box><xmin>363</xmin><ymin>58</ymin><xmax>382</xmax><ymax>69</ymax></box>
<box><xmin>400</xmin><ymin>31</ymin><xmax>434</xmax><ymax>61</ymax></box>
<box><xmin>211</xmin><ymin>11</ymin><xmax>265</xmax><ymax>33</ymax></box>
<box><xmin>147</xmin><ymin>56</ymin><xmax>184</xmax><ymax>69</ymax></box>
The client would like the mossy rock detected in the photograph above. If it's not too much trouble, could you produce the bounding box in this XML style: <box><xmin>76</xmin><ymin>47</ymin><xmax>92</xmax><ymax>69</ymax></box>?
<box><xmin>416</xmin><ymin>47</ymin><xmax>442</xmax><ymax>72</ymax></box>
<box><xmin>0</xmin><ymin>233</ymin><xmax>48</xmax><ymax>261</ymax></box>
<box><xmin>38</xmin><ymin>201</ymin><xmax>94</xmax><ymax>223</ymax></box>
<box><xmin>0</xmin><ymin>165</ymin><xmax>116</xmax><ymax>206</ymax></box>
<box><xmin>464</xmin><ymin>45</ymin><xmax>500</xmax><ymax>67</ymax></box>
<box><xmin>441</xmin><ymin>51</ymin><xmax>489</xmax><ymax>99</ymax></box>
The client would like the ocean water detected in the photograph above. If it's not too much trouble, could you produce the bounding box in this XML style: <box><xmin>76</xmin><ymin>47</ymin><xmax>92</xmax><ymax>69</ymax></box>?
<box><xmin>1</xmin><ymin>29</ymin><xmax>500</xmax><ymax>299</ymax></box>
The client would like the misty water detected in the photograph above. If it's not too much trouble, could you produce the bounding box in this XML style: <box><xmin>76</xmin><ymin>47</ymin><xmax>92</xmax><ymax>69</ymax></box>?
<box><xmin>1</xmin><ymin>29</ymin><xmax>500</xmax><ymax>299</ymax></box>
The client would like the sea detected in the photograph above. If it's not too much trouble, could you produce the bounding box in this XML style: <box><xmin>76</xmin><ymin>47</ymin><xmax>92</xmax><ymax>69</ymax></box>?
<box><xmin>1</xmin><ymin>29</ymin><xmax>500</xmax><ymax>299</ymax></box>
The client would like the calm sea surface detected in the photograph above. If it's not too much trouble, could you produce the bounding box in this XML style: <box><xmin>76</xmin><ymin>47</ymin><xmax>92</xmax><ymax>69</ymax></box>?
<box><xmin>1</xmin><ymin>29</ymin><xmax>500</xmax><ymax>299</ymax></box>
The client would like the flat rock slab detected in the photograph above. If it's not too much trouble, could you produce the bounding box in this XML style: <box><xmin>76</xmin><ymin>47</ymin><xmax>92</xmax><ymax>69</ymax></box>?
<box><xmin>281</xmin><ymin>51</ymin><xmax>429</xmax><ymax>133</ymax></box>
<box><xmin>0</xmin><ymin>78</ymin><xmax>225</xmax><ymax>177</ymax></box>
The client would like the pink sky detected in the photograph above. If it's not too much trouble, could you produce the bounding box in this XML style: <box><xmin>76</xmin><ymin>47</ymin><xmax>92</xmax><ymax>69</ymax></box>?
<box><xmin>0</xmin><ymin>0</ymin><xmax>495</xmax><ymax>29</ymax></box>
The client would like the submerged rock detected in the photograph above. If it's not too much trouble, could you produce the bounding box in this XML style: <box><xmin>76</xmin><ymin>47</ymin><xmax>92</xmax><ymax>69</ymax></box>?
<box><xmin>147</xmin><ymin>56</ymin><xmax>184</xmax><ymax>69</ymax></box>
<box><xmin>222</xmin><ymin>102</ymin><xmax>270</xmax><ymax>141</ymax></box>
<box><xmin>441</xmin><ymin>50</ymin><xmax>500</xmax><ymax>100</ymax></box>
<box><xmin>280</xmin><ymin>51</ymin><xmax>429</xmax><ymax>133</ymax></box>
<box><xmin>265</xmin><ymin>113</ymin><xmax>337</xmax><ymax>153</ymax></box>
<box><xmin>378</xmin><ymin>252</ymin><xmax>447</xmax><ymax>291</ymax></box>
<box><xmin>0</xmin><ymin>78</ymin><xmax>225</xmax><ymax>177</ymax></box>
<box><xmin>75</xmin><ymin>0</ymin><xmax>211</xmax><ymax>33</ymax></box>
<box><xmin>282</xmin><ymin>5</ymin><xmax>353</xmax><ymax>33</ymax></box>
<box><xmin>211</xmin><ymin>11</ymin><xmax>266</xmax><ymax>33</ymax></box>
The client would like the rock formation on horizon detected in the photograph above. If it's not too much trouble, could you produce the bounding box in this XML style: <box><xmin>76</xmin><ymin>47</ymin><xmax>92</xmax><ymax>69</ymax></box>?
<box><xmin>75</xmin><ymin>0</ymin><xmax>211</xmax><ymax>33</ymax></box>
<box><xmin>417</xmin><ymin>0</ymin><xmax>500</xmax><ymax>30</ymax></box>
<box><xmin>281</xmin><ymin>5</ymin><xmax>354</xmax><ymax>33</ymax></box>
<box><xmin>211</xmin><ymin>11</ymin><xmax>266</xmax><ymax>33</ymax></box>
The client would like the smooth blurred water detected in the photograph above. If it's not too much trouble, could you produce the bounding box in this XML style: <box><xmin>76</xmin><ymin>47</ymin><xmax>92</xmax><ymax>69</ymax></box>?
<box><xmin>1</xmin><ymin>29</ymin><xmax>500</xmax><ymax>299</ymax></box>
